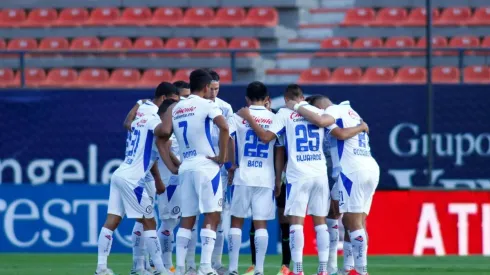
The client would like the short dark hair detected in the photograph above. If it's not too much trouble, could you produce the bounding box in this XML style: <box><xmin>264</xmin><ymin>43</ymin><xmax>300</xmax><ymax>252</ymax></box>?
<box><xmin>305</xmin><ymin>94</ymin><xmax>327</xmax><ymax>106</ymax></box>
<box><xmin>158</xmin><ymin>99</ymin><xmax>178</xmax><ymax>115</ymax></box>
<box><xmin>155</xmin><ymin>82</ymin><xmax>178</xmax><ymax>98</ymax></box>
<box><xmin>284</xmin><ymin>84</ymin><xmax>303</xmax><ymax>100</ymax></box>
<box><xmin>246</xmin><ymin>81</ymin><xmax>268</xmax><ymax>101</ymax></box>
<box><xmin>190</xmin><ymin>69</ymin><xmax>212</xmax><ymax>92</ymax></box>
<box><xmin>173</xmin><ymin>80</ymin><xmax>189</xmax><ymax>90</ymax></box>
<box><xmin>208</xmin><ymin>70</ymin><xmax>220</xmax><ymax>82</ymax></box>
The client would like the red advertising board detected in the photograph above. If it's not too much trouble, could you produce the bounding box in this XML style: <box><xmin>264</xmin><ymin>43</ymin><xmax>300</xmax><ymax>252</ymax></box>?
<box><xmin>303</xmin><ymin>191</ymin><xmax>490</xmax><ymax>255</ymax></box>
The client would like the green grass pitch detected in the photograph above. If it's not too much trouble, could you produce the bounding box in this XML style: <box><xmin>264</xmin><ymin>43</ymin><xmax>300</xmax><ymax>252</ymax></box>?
<box><xmin>0</xmin><ymin>254</ymin><xmax>489</xmax><ymax>275</ymax></box>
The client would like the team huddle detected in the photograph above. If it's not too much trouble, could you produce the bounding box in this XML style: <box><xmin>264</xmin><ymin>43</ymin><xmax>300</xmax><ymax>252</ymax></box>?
<box><xmin>95</xmin><ymin>69</ymin><xmax>379</xmax><ymax>275</ymax></box>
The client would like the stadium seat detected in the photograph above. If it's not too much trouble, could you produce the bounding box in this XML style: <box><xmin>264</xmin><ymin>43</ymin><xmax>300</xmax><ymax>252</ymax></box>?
<box><xmin>39</xmin><ymin>37</ymin><xmax>70</xmax><ymax>50</ymax></box>
<box><xmin>315</xmin><ymin>37</ymin><xmax>351</xmax><ymax>57</ymax></box>
<box><xmin>101</xmin><ymin>37</ymin><xmax>133</xmax><ymax>56</ymax></box>
<box><xmin>394</xmin><ymin>66</ymin><xmax>426</xmax><ymax>84</ymax></box>
<box><xmin>70</xmin><ymin>37</ymin><xmax>101</xmax><ymax>51</ymax></box>
<box><xmin>149</xmin><ymin>7</ymin><xmax>183</xmax><ymax>26</ymax></box>
<box><xmin>383</xmin><ymin>36</ymin><xmax>416</xmax><ymax>56</ymax></box>
<box><xmin>106</xmin><ymin>69</ymin><xmax>141</xmax><ymax>87</ymax></box>
<box><xmin>298</xmin><ymin>68</ymin><xmax>330</xmax><ymax>84</ymax></box>
<box><xmin>196</xmin><ymin>37</ymin><xmax>228</xmax><ymax>57</ymax></box>
<box><xmin>406</xmin><ymin>8</ymin><xmax>440</xmax><ymax>26</ymax></box>
<box><xmin>464</xmin><ymin>65</ymin><xmax>490</xmax><ymax>83</ymax></box>
<box><xmin>0</xmin><ymin>38</ymin><xmax>6</xmax><ymax>50</ymax></box>
<box><xmin>86</xmin><ymin>7</ymin><xmax>120</xmax><ymax>26</ymax></box>
<box><xmin>172</xmin><ymin>69</ymin><xmax>194</xmax><ymax>82</ymax></box>
<box><xmin>24</xmin><ymin>8</ymin><xmax>57</xmax><ymax>27</ymax></box>
<box><xmin>7</xmin><ymin>38</ymin><xmax>38</xmax><ymax>57</ymax></box>
<box><xmin>243</xmin><ymin>7</ymin><xmax>278</xmax><ymax>27</ymax></box>
<box><xmin>416</xmin><ymin>36</ymin><xmax>448</xmax><ymax>56</ymax></box>
<box><xmin>133</xmin><ymin>37</ymin><xmax>165</xmax><ymax>57</ymax></box>
<box><xmin>76</xmin><ymin>68</ymin><xmax>110</xmax><ymax>87</ymax></box>
<box><xmin>56</xmin><ymin>8</ymin><xmax>89</xmax><ymax>26</ymax></box>
<box><xmin>341</xmin><ymin>8</ymin><xmax>376</xmax><ymax>26</ymax></box>
<box><xmin>165</xmin><ymin>38</ymin><xmax>196</xmax><ymax>57</ymax></box>
<box><xmin>139</xmin><ymin>69</ymin><xmax>173</xmax><ymax>87</ymax></box>
<box><xmin>351</xmin><ymin>37</ymin><xmax>383</xmax><ymax>57</ymax></box>
<box><xmin>180</xmin><ymin>7</ymin><xmax>215</xmax><ymax>26</ymax></box>
<box><xmin>214</xmin><ymin>68</ymin><xmax>232</xmax><ymax>83</ymax></box>
<box><xmin>479</xmin><ymin>36</ymin><xmax>490</xmax><ymax>55</ymax></box>
<box><xmin>15</xmin><ymin>68</ymin><xmax>47</xmax><ymax>87</ymax></box>
<box><xmin>42</xmin><ymin>68</ymin><xmax>78</xmax><ymax>87</ymax></box>
<box><xmin>0</xmin><ymin>8</ymin><xmax>26</xmax><ymax>27</ymax></box>
<box><xmin>228</xmin><ymin>37</ymin><xmax>260</xmax><ymax>57</ymax></box>
<box><xmin>116</xmin><ymin>7</ymin><xmax>152</xmax><ymax>26</ymax></box>
<box><xmin>211</xmin><ymin>7</ymin><xmax>246</xmax><ymax>26</ymax></box>
<box><xmin>468</xmin><ymin>7</ymin><xmax>490</xmax><ymax>26</ymax></box>
<box><xmin>449</xmin><ymin>35</ymin><xmax>480</xmax><ymax>55</ymax></box>
<box><xmin>432</xmin><ymin>66</ymin><xmax>460</xmax><ymax>83</ymax></box>
<box><xmin>329</xmin><ymin>67</ymin><xmax>362</xmax><ymax>84</ymax></box>
<box><xmin>362</xmin><ymin>67</ymin><xmax>395</xmax><ymax>83</ymax></box>
<box><xmin>435</xmin><ymin>7</ymin><xmax>471</xmax><ymax>26</ymax></box>
<box><xmin>0</xmin><ymin>68</ymin><xmax>17</xmax><ymax>87</ymax></box>
<box><xmin>373</xmin><ymin>7</ymin><xmax>408</xmax><ymax>26</ymax></box>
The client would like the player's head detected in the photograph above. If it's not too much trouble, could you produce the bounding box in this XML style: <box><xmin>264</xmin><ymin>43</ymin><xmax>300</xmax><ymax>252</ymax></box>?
<box><xmin>205</xmin><ymin>70</ymin><xmax>220</xmax><ymax>101</ymax></box>
<box><xmin>265</xmin><ymin>97</ymin><xmax>272</xmax><ymax>111</ymax></box>
<box><xmin>189</xmin><ymin>69</ymin><xmax>213</xmax><ymax>98</ymax></box>
<box><xmin>305</xmin><ymin>94</ymin><xmax>333</xmax><ymax>109</ymax></box>
<box><xmin>155</xmin><ymin>82</ymin><xmax>179</xmax><ymax>105</ymax></box>
<box><xmin>173</xmin><ymin>80</ymin><xmax>190</xmax><ymax>99</ymax></box>
<box><xmin>157</xmin><ymin>98</ymin><xmax>178</xmax><ymax>119</ymax></box>
<box><xmin>245</xmin><ymin>81</ymin><xmax>269</xmax><ymax>107</ymax></box>
<box><xmin>284</xmin><ymin>84</ymin><xmax>304</xmax><ymax>103</ymax></box>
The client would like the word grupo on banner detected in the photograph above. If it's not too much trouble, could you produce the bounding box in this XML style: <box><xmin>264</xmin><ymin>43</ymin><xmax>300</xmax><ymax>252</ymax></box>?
<box><xmin>302</xmin><ymin>191</ymin><xmax>490</xmax><ymax>256</ymax></box>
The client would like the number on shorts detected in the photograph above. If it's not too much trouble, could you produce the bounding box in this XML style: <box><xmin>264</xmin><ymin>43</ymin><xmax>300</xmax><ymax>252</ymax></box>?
<box><xmin>243</xmin><ymin>130</ymin><xmax>269</xmax><ymax>158</ymax></box>
<box><xmin>178</xmin><ymin>121</ymin><xmax>189</xmax><ymax>148</ymax></box>
<box><xmin>295</xmin><ymin>124</ymin><xmax>320</xmax><ymax>152</ymax></box>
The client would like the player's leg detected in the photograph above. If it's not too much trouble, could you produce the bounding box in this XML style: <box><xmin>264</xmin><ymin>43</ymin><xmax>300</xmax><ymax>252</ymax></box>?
<box><xmin>212</xmin><ymin>172</ymin><xmax>229</xmax><ymax>275</ymax></box>
<box><xmin>158</xmin><ymin>218</ymin><xmax>179</xmax><ymax>270</ymax></box>
<box><xmin>131</xmin><ymin>221</ymin><xmax>146</xmax><ymax>273</ymax></box>
<box><xmin>276</xmin><ymin>183</ymin><xmax>291</xmax><ymax>275</ymax></box>
<box><xmin>227</xmin><ymin>185</ymin><xmax>248</xmax><ymax>275</ymax></box>
<box><xmin>246</xmin><ymin>222</ymin><xmax>256</xmax><ymax>275</ymax></box>
<box><xmin>342</xmin><ymin>224</ymin><xmax>354</xmax><ymax>274</ymax></box>
<box><xmin>185</xmin><ymin>215</ymin><xmax>199</xmax><ymax>275</ymax></box>
<box><xmin>327</xmin><ymin>181</ymin><xmax>341</xmax><ymax>275</ymax></box>
<box><xmin>157</xmin><ymin>182</ymin><xmax>181</xmax><ymax>272</ymax></box>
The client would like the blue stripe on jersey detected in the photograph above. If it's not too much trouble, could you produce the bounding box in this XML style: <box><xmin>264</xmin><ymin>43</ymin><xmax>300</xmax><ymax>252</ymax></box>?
<box><xmin>336</xmin><ymin>118</ymin><xmax>345</xmax><ymax>160</ymax></box>
<box><xmin>233</xmin><ymin>132</ymin><xmax>239</xmax><ymax>166</ymax></box>
<box><xmin>284</xmin><ymin>135</ymin><xmax>289</xmax><ymax>157</ymax></box>
<box><xmin>211</xmin><ymin>171</ymin><xmax>220</xmax><ymax>195</ymax></box>
<box><xmin>276</xmin><ymin>127</ymin><xmax>286</xmax><ymax>137</ymax></box>
<box><xmin>143</xmin><ymin>130</ymin><xmax>154</xmax><ymax>171</ymax></box>
<box><xmin>340</xmin><ymin>172</ymin><xmax>353</xmax><ymax>196</ymax></box>
<box><xmin>205</xmin><ymin>117</ymin><xmax>216</xmax><ymax>154</ymax></box>
<box><xmin>230</xmin><ymin>185</ymin><xmax>235</xmax><ymax>200</ymax></box>
<box><xmin>166</xmin><ymin>185</ymin><xmax>177</xmax><ymax>201</ymax></box>
<box><xmin>286</xmin><ymin>183</ymin><xmax>292</xmax><ymax>200</ymax></box>
<box><xmin>134</xmin><ymin>186</ymin><xmax>144</xmax><ymax>204</ymax></box>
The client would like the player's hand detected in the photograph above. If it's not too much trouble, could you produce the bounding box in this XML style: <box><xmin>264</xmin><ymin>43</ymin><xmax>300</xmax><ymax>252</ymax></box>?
<box><xmin>285</xmin><ymin>100</ymin><xmax>298</xmax><ymax>110</ymax></box>
<box><xmin>274</xmin><ymin>182</ymin><xmax>282</xmax><ymax>197</ymax></box>
<box><xmin>236</xmin><ymin>107</ymin><xmax>251</xmax><ymax>119</ymax></box>
<box><xmin>207</xmin><ymin>156</ymin><xmax>223</xmax><ymax>167</ymax></box>
<box><xmin>227</xmin><ymin>165</ymin><xmax>237</xmax><ymax>185</ymax></box>
<box><xmin>155</xmin><ymin>180</ymin><xmax>166</xmax><ymax>195</ymax></box>
<box><xmin>360</xmin><ymin>119</ymin><xmax>369</xmax><ymax>134</ymax></box>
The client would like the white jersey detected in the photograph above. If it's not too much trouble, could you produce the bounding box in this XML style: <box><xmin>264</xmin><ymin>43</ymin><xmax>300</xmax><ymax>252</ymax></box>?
<box><xmin>157</xmin><ymin>134</ymin><xmax>180</xmax><ymax>186</ymax></box>
<box><xmin>325</xmin><ymin>101</ymin><xmax>378</xmax><ymax>175</ymax></box>
<box><xmin>134</xmin><ymin>100</ymin><xmax>159</xmax><ymax>182</ymax></box>
<box><xmin>171</xmin><ymin>94</ymin><xmax>222</xmax><ymax>171</ymax></box>
<box><xmin>269</xmin><ymin>105</ymin><xmax>327</xmax><ymax>183</ymax></box>
<box><xmin>114</xmin><ymin>113</ymin><xmax>161</xmax><ymax>186</ymax></box>
<box><xmin>228</xmin><ymin>105</ymin><xmax>276</xmax><ymax>189</ymax></box>
<box><xmin>211</xmin><ymin>97</ymin><xmax>233</xmax><ymax>153</ymax></box>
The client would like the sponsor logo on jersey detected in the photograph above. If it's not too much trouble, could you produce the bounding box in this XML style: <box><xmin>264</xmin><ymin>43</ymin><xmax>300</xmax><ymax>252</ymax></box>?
<box><xmin>348</xmin><ymin>109</ymin><xmax>360</xmax><ymax>119</ymax></box>
<box><xmin>242</xmin><ymin>116</ymin><xmax>273</xmax><ymax>125</ymax></box>
<box><xmin>173</xmin><ymin>106</ymin><xmax>196</xmax><ymax>115</ymax></box>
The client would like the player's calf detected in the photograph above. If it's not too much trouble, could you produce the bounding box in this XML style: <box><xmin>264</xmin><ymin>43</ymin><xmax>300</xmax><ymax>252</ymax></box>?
<box><xmin>342</xmin><ymin>213</ymin><xmax>367</xmax><ymax>275</ymax></box>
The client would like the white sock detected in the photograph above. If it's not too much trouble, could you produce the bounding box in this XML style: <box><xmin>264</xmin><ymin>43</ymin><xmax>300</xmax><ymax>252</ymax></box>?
<box><xmin>176</xmin><ymin>228</ymin><xmax>192</xmax><ymax>269</ymax></box>
<box><xmin>144</xmin><ymin>230</ymin><xmax>164</xmax><ymax>271</ymax></box>
<box><xmin>158</xmin><ymin>219</ymin><xmax>178</xmax><ymax>269</ymax></box>
<box><xmin>289</xmin><ymin>224</ymin><xmax>304</xmax><ymax>273</ymax></box>
<box><xmin>315</xmin><ymin>224</ymin><xmax>329</xmax><ymax>273</ymax></box>
<box><xmin>131</xmin><ymin>222</ymin><xmax>145</xmax><ymax>270</ymax></box>
<box><xmin>254</xmin><ymin>228</ymin><xmax>269</xmax><ymax>273</ymax></box>
<box><xmin>212</xmin><ymin>221</ymin><xmax>224</xmax><ymax>267</ymax></box>
<box><xmin>97</xmin><ymin>227</ymin><xmax>113</xmax><ymax>271</ymax></box>
<box><xmin>327</xmin><ymin>219</ymin><xmax>339</xmax><ymax>273</ymax></box>
<box><xmin>343</xmin><ymin>241</ymin><xmax>354</xmax><ymax>271</ymax></box>
<box><xmin>200</xmin><ymin>228</ymin><xmax>217</xmax><ymax>269</ymax></box>
<box><xmin>228</xmin><ymin>227</ymin><xmax>242</xmax><ymax>272</ymax></box>
<box><xmin>185</xmin><ymin>219</ymin><xmax>198</xmax><ymax>269</ymax></box>
<box><xmin>350</xmin><ymin>229</ymin><xmax>368</xmax><ymax>275</ymax></box>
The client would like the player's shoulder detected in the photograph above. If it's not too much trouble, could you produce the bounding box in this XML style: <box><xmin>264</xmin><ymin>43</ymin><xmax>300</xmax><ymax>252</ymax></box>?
<box><xmin>276</xmin><ymin>107</ymin><xmax>292</xmax><ymax>116</ymax></box>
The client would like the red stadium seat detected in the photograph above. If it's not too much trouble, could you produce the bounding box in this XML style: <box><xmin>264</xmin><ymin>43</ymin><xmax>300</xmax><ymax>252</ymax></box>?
<box><xmin>211</xmin><ymin>7</ymin><xmax>246</xmax><ymax>26</ymax></box>
<box><xmin>172</xmin><ymin>69</ymin><xmax>194</xmax><ymax>82</ymax></box>
<box><xmin>298</xmin><ymin>68</ymin><xmax>330</xmax><ymax>84</ymax></box>
<box><xmin>464</xmin><ymin>66</ymin><xmax>490</xmax><ymax>83</ymax></box>
<box><xmin>139</xmin><ymin>69</ymin><xmax>173</xmax><ymax>87</ymax></box>
<box><xmin>77</xmin><ymin>68</ymin><xmax>110</xmax><ymax>87</ymax></box>
<box><xmin>229</xmin><ymin>37</ymin><xmax>260</xmax><ymax>57</ymax></box>
<box><xmin>373</xmin><ymin>7</ymin><xmax>408</xmax><ymax>26</ymax></box>
<box><xmin>196</xmin><ymin>37</ymin><xmax>228</xmax><ymax>57</ymax></box>
<box><xmin>24</xmin><ymin>8</ymin><xmax>57</xmax><ymax>27</ymax></box>
<box><xmin>341</xmin><ymin>8</ymin><xmax>376</xmax><ymax>26</ymax></box>
<box><xmin>105</xmin><ymin>69</ymin><xmax>141</xmax><ymax>87</ymax></box>
<box><xmin>214</xmin><ymin>68</ymin><xmax>233</xmax><ymax>83</ymax></box>
<box><xmin>315</xmin><ymin>37</ymin><xmax>351</xmax><ymax>57</ymax></box>
<box><xmin>56</xmin><ymin>8</ymin><xmax>89</xmax><ymax>26</ymax></box>
<box><xmin>70</xmin><ymin>37</ymin><xmax>101</xmax><ymax>51</ymax></box>
<box><xmin>180</xmin><ymin>7</ymin><xmax>215</xmax><ymax>26</ymax></box>
<box><xmin>165</xmin><ymin>38</ymin><xmax>196</xmax><ymax>57</ymax></box>
<box><xmin>394</xmin><ymin>67</ymin><xmax>427</xmax><ymax>84</ymax></box>
<box><xmin>243</xmin><ymin>7</ymin><xmax>278</xmax><ymax>27</ymax></box>
<box><xmin>0</xmin><ymin>38</ymin><xmax>5</xmax><ymax>51</ymax></box>
<box><xmin>101</xmin><ymin>37</ymin><xmax>132</xmax><ymax>56</ymax></box>
<box><xmin>329</xmin><ymin>67</ymin><xmax>362</xmax><ymax>84</ymax></box>
<box><xmin>42</xmin><ymin>68</ymin><xmax>78</xmax><ymax>87</ymax></box>
<box><xmin>406</xmin><ymin>8</ymin><xmax>440</xmax><ymax>26</ymax></box>
<box><xmin>435</xmin><ymin>7</ymin><xmax>471</xmax><ymax>26</ymax></box>
<box><xmin>468</xmin><ymin>7</ymin><xmax>490</xmax><ymax>25</ymax></box>
<box><xmin>15</xmin><ymin>68</ymin><xmax>46</xmax><ymax>87</ymax></box>
<box><xmin>0</xmin><ymin>68</ymin><xmax>17</xmax><ymax>87</ymax></box>
<box><xmin>383</xmin><ymin>36</ymin><xmax>416</xmax><ymax>56</ymax></box>
<box><xmin>362</xmin><ymin>67</ymin><xmax>395</xmax><ymax>83</ymax></box>
<box><xmin>7</xmin><ymin>38</ymin><xmax>38</xmax><ymax>57</ymax></box>
<box><xmin>116</xmin><ymin>7</ymin><xmax>152</xmax><ymax>26</ymax></box>
<box><xmin>432</xmin><ymin>66</ymin><xmax>460</xmax><ymax>84</ymax></box>
<box><xmin>351</xmin><ymin>37</ymin><xmax>383</xmax><ymax>57</ymax></box>
<box><xmin>0</xmin><ymin>9</ymin><xmax>26</xmax><ymax>27</ymax></box>
<box><xmin>86</xmin><ymin>7</ymin><xmax>120</xmax><ymax>26</ymax></box>
<box><xmin>149</xmin><ymin>7</ymin><xmax>183</xmax><ymax>26</ymax></box>
<box><xmin>133</xmin><ymin>37</ymin><xmax>165</xmax><ymax>57</ymax></box>
<box><xmin>449</xmin><ymin>35</ymin><xmax>480</xmax><ymax>55</ymax></box>
<box><xmin>39</xmin><ymin>37</ymin><xmax>70</xmax><ymax>50</ymax></box>
<box><xmin>416</xmin><ymin>36</ymin><xmax>448</xmax><ymax>56</ymax></box>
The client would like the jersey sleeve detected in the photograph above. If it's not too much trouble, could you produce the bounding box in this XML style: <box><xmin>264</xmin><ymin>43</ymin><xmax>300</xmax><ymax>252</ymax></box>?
<box><xmin>269</xmin><ymin>110</ymin><xmax>286</xmax><ymax>138</ymax></box>
<box><xmin>147</xmin><ymin>115</ymin><xmax>162</xmax><ymax>132</ymax></box>
<box><xmin>228</xmin><ymin>114</ymin><xmax>238</xmax><ymax>138</ymax></box>
<box><xmin>137</xmin><ymin>99</ymin><xmax>143</xmax><ymax>105</ymax></box>
<box><xmin>325</xmin><ymin>106</ymin><xmax>340</xmax><ymax>132</ymax></box>
<box><xmin>207</xmin><ymin>101</ymin><xmax>223</xmax><ymax>120</ymax></box>
<box><xmin>275</xmin><ymin>135</ymin><xmax>285</xmax><ymax>147</ymax></box>
<box><xmin>225</xmin><ymin>104</ymin><xmax>233</xmax><ymax>119</ymax></box>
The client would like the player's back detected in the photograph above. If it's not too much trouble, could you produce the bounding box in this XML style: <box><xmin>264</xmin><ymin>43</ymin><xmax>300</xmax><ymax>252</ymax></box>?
<box><xmin>171</xmin><ymin>94</ymin><xmax>220</xmax><ymax>170</ymax></box>
<box><xmin>136</xmin><ymin>100</ymin><xmax>158</xmax><ymax>118</ymax></box>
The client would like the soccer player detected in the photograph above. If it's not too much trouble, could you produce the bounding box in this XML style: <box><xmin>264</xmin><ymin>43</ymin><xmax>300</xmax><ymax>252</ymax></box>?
<box><xmin>206</xmin><ymin>70</ymin><xmax>234</xmax><ymax>275</ymax></box>
<box><xmin>285</xmin><ymin>98</ymin><xmax>376</xmax><ymax>275</ymax></box>
<box><xmin>158</xmin><ymin>69</ymin><xmax>230</xmax><ymax>275</ymax></box>
<box><xmin>96</xmin><ymin>100</ymin><xmax>174</xmax><ymax>275</ymax></box>
<box><xmin>226</xmin><ymin>82</ymin><xmax>281</xmax><ymax>275</ymax></box>
<box><xmin>236</xmin><ymin>84</ymin><xmax>334</xmax><ymax>275</ymax></box>
<box><xmin>173</xmin><ymin>81</ymin><xmax>191</xmax><ymax>98</ymax></box>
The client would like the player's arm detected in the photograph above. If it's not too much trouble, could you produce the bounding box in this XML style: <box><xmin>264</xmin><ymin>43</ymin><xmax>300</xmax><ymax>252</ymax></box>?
<box><xmin>150</xmin><ymin>162</ymin><xmax>165</xmax><ymax>194</ymax></box>
<box><xmin>154</xmin><ymin>102</ymin><xmax>176</xmax><ymax>140</ymax></box>
<box><xmin>123</xmin><ymin>99</ymin><xmax>147</xmax><ymax>131</ymax></box>
<box><xmin>156</xmin><ymin>137</ymin><xmax>179</xmax><ymax>175</ymax></box>
<box><xmin>286</xmin><ymin>100</ymin><xmax>335</xmax><ymax>128</ymax></box>
<box><xmin>213</xmin><ymin>115</ymin><xmax>230</xmax><ymax>165</ymax></box>
<box><xmin>236</xmin><ymin>107</ymin><xmax>276</xmax><ymax>143</ymax></box>
<box><xmin>274</xmin><ymin>145</ymin><xmax>285</xmax><ymax>197</ymax></box>
<box><xmin>330</xmin><ymin>120</ymin><xmax>369</xmax><ymax>140</ymax></box>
